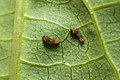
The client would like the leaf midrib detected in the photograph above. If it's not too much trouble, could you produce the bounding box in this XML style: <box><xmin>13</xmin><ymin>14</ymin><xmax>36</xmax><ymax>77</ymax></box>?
<box><xmin>9</xmin><ymin>0</ymin><xmax>26</xmax><ymax>80</ymax></box>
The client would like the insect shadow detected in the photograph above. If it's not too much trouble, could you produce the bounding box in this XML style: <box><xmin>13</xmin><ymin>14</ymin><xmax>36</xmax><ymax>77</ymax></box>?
<box><xmin>42</xmin><ymin>41</ymin><xmax>60</xmax><ymax>49</ymax></box>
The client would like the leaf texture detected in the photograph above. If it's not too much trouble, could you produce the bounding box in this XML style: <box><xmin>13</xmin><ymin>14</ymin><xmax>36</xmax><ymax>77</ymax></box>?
<box><xmin>0</xmin><ymin>0</ymin><xmax>120</xmax><ymax>80</ymax></box>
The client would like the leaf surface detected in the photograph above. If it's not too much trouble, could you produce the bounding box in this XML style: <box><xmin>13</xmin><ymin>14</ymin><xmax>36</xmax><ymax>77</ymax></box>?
<box><xmin>0</xmin><ymin>0</ymin><xmax>120</xmax><ymax>80</ymax></box>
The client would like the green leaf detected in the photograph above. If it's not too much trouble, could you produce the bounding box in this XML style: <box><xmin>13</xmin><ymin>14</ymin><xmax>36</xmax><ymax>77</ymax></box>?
<box><xmin>0</xmin><ymin>0</ymin><xmax>15</xmax><ymax>80</ymax></box>
<box><xmin>0</xmin><ymin>0</ymin><xmax>120</xmax><ymax>80</ymax></box>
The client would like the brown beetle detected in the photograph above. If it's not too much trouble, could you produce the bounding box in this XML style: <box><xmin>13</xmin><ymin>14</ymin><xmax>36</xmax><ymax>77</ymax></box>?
<box><xmin>71</xmin><ymin>28</ymin><xmax>85</xmax><ymax>45</ymax></box>
<box><xmin>42</xmin><ymin>36</ymin><xmax>60</xmax><ymax>44</ymax></box>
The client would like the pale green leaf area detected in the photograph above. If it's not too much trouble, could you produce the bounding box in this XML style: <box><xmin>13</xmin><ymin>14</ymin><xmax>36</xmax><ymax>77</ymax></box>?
<box><xmin>0</xmin><ymin>0</ymin><xmax>15</xmax><ymax>80</ymax></box>
<box><xmin>0</xmin><ymin>0</ymin><xmax>120</xmax><ymax>80</ymax></box>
